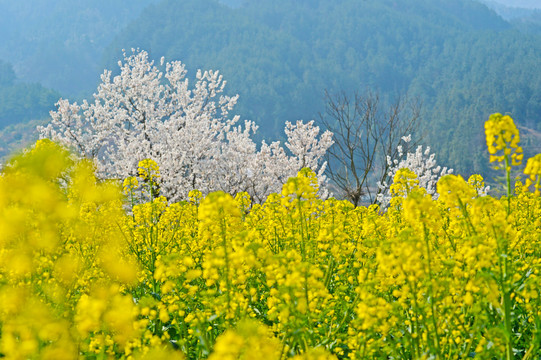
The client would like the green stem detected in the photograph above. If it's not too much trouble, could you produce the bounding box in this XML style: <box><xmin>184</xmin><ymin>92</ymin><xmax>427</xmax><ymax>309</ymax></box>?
<box><xmin>297</xmin><ymin>195</ymin><xmax>306</xmax><ymax>261</ymax></box>
<box><xmin>502</xmin><ymin>155</ymin><xmax>513</xmax><ymax>359</ymax></box>
<box><xmin>503</xmin><ymin>258</ymin><xmax>514</xmax><ymax>360</ymax></box>
<box><xmin>221</xmin><ymin>215</ymin><xmax>232</xmax><ymax>319</ymax></box>
<box><xmin>424</xmin><ymin>225</ymin><xmax>441</xmax><ymax>358</ymax></box>
<box><xmin>505</xmin><ymin>155</ymin><xmax>511</xmax><ymax>216</ymax></box>
<box><xmin>457</xmin><ymin>197</ymin><xmax>476</xmax><ymax>236</ymax></box>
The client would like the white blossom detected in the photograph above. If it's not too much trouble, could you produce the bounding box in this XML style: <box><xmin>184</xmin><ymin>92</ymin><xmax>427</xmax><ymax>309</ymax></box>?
<box><xmin>38</xmin><ymin>49</ymin><xmax>333</xmax><ymax>203</ymax></box>
<box><xmin>377</xmin><ymin>136</ymin><xmax>453</xmax><ymax>209</ymax></box>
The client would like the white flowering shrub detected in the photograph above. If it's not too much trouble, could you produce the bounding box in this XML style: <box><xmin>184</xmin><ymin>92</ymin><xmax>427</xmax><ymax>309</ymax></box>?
<box><xmin>377</xmin><ymin>135</ymin><xmax>453</xmax><ymax>209</ymax></box>
<box><xmin>38</xmin><ymin>49</ymin><xmax>333</xmax><ymax>202</ymax></box>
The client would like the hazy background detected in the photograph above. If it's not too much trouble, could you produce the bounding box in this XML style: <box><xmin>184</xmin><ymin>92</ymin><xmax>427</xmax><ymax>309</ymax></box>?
<box><xmin>486</xmin><ymin>0</ymin><xmax>541</xmax><ymax>9</ymax></box>
<box><xmin>1</xmin><ymin>0</ymin><xmax>541</xmax><ymax>179</ymax></box>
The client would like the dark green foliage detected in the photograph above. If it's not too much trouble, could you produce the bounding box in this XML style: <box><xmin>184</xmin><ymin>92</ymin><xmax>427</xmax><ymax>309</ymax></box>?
<box><xmin>0</xmin><ymin>60</ymin><xmax>58</xmax><ymax>130</ymax></box>
<box><xmin>0</xmin><ymin>83</ymin><xmax>58</xmax><ymax>128</ymax></box>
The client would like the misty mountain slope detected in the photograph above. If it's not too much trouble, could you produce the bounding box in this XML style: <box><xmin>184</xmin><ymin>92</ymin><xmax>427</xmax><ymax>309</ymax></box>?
<box><xmin>0</xmin><ymin>59</ymin><xmax>58</xmax><ymax>129</ymax></box>
<box><xmin>0</xmin><ymin>0</ymin><xmax>161</xmax><ymax>96</ymax></box>
<box><xmin>100</xmin><ymin>0</ymin><xmax>541</xmax><ymax>175</ymax></box>
<box><xmin>104</xmin><ymin>0</ymin><xmax>314</xmax><ymax>135</ymax></box>
<box><xmin>409</xmin><ymin>28</ymin><xmax>541</xmax><ymax>172</ymax></box>
<box><xmin>477</xmin><ymin>0</ymin><xmax>541</xmax><ymax>35</ymax></box>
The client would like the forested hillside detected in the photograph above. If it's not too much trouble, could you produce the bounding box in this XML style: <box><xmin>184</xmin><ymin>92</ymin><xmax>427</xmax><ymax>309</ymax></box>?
<box><xmin>481</xmin><ymin>0</ymin><xmax>541</xmax><ymax>34</ymax></box>
<box><xmin>0</xmin><ymin>0</ymin><xmax>161</xmax><ymax>158</ymax></box>
<box><xmin>0</xmin><ymin>0</ymin><xmax>160</xmax><ymax>96</ymax></box>
<box><xmin>1</xmin><ymin>0</ymin><xmax>541</xmax><ymax>176</ymax></box>
<box><xmin>0</xmin><ymin>59</ymin><xmax>58</xmax><ymax>157</ymax></box>
<box><xmin>0</xmin><ymin>60</ymin><xmax>57</xmax><ymax>128</ymax></box>
<box><xmin>102</xmin><ymin>0</ymin><xmax>541</xmax><ymax>175</ymax></box>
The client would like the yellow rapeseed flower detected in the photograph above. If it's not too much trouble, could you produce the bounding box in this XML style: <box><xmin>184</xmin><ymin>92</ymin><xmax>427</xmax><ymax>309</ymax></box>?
<box><xmin>123</xmin><ymin>176</ymin><xmax>139</xmax><ymax>195</ymax></box>
<box><xmin>138</xmin><ymin>158</ymin><xmax>160</xmax><ymax>182</ymax></box>
<box><xmin>484</xmin><ymin>113</ymin><xmax>523</xmax><ymax>165</ymax></box>
<box><xmin>523</xmin><ymin>153</ymin><xmax>541</xmax><ymax>195</ymax></box>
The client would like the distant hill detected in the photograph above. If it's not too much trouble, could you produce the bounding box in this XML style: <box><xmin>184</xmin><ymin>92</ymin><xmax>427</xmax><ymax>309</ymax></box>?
<box><xmin>0</xmin><ymin>0</ymin><xmax>161</xmax><ymax>96</ymax></box>
<box><xmin>0</xmin><ymin>59</ymin><xmax>59</xmax><ymax>159</ymax></box>
<box><xmin>0</xmin><ymin>0</ymin><xmax>163</xmax><ymax>159</ymax></box>
<box><xmin>479</xmin><ymin>1</ymin><xmax>541</xmax><ymax>34</ymax></box>
<box><xmin>102</xmin><ymin>0</ymin><xmax>541</xmax><ymax>176</ymax></box>
<box><xmin>0</xmin><ymin>59</ymin><xmax>58</xmax><ymax>128</ymax></box>
<box><xmin>480</xmin><ymin>1</ymin><xmax>538</xmax><ymax>19</ymax></box>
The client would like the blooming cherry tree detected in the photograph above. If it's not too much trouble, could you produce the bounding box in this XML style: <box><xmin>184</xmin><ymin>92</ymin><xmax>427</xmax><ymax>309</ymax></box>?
<box><xmin>39</xmin><ymin>49</ymin><xmax>333</xmax><ymax>202</ymax></box>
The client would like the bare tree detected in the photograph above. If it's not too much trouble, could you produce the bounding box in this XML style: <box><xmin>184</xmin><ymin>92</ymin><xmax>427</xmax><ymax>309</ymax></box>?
<box><xmin>319</xmin><ymin>89</ymin><xmax>421</xmax><ymax>206</ymax></box>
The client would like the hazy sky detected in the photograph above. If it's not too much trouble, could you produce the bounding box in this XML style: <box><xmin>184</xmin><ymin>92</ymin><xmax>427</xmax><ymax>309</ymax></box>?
<box><xmin>490</xmin><ymin>0</ymin><xmax>541</xmax><ymax>9</ymax></box>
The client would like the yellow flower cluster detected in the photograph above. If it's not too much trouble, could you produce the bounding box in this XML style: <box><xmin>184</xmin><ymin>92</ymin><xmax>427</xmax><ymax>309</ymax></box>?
<box><xmin>124</xmin><ymin>176</ymin><xmax>139</xmax><ymax>195</ymax></box>
<box><xmin>2</xmin><ymin>119</ymin><xmax>541</xmax><ymax>359</ymax></box>
<box><xmin>484</xmin><ymin>113</ymin><xmax>523</xmax><ymax>165</ymax></box>
<box><xmin>138</xmin><ymin>158</ymin><xmax>160</xmax><ymax>182</ymax></box>
<box><xmin>523</xmin><ymin>153</ymin><xmax>541</xmax><ymax>195</ymax></box>
<box><xmin>389</xmin><ymin>168</ymin><xmax>421</xmax><ymax>209</ymax></box>
<box><xmin>0</xmin><ymin>140</ymin><xmax>141</xmax><ymax>359</ymax></box>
